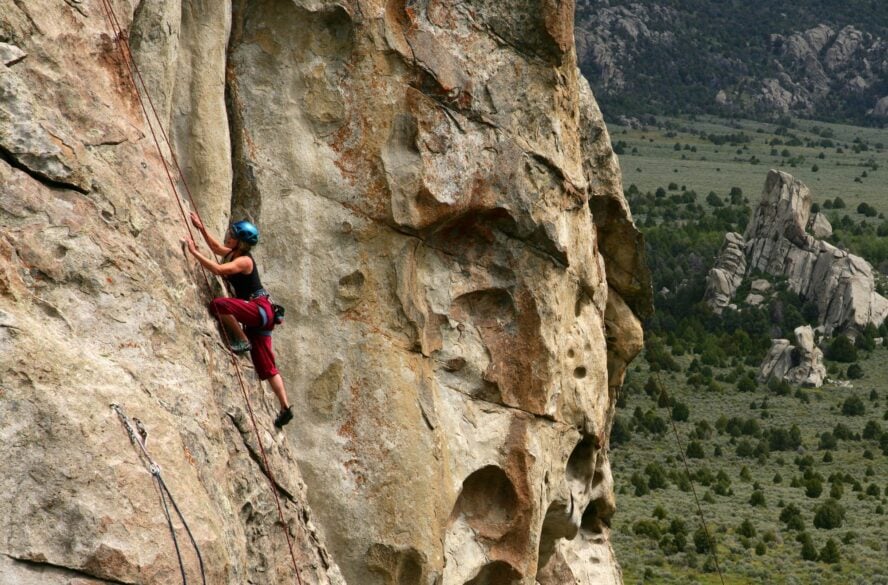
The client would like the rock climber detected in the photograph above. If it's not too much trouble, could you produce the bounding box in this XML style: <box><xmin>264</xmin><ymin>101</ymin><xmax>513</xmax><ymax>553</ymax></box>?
<box><xmin>182</xmin><ymin>213</ymin><xmax>293</xmax><ymax>428</ymax></box>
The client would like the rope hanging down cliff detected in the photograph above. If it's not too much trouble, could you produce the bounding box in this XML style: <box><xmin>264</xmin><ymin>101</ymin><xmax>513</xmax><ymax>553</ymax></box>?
<box><xmin>653</xmin><ymin>370</ymin><xmax>726</xmax><ymax>585</ymax></box>
<box><xmin>112</xmin><ymin>404</ymin><xmax>208</xmax><ymax>585</ymax></box>
<box><xmin>96</xmin><ymin>3</ymin><xmax>304</xmax><ymax>583</ymax></box>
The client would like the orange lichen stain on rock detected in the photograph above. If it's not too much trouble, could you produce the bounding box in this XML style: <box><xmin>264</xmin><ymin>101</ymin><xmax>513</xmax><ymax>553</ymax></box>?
<box><xmin>182</xmin><ymin>445</ymin><xmax>196</xmax><ymax>466</ymax></box>
<box><xmin>450</xmin><ymin>279</ymin><xmax>549</xmax><ymax>415</ymax></box>
<box><xmin>489</xmin><ymin>416</ymin><xmax>534</xmax><ymax>574</ymax></box>
<box><xmin>95</xmin><ymin>35</ymin><xmax>143</xmax><ymax>119</ymax></box>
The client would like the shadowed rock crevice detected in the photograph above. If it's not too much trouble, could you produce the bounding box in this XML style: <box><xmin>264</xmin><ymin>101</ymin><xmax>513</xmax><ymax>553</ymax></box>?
<box><xmin>0</xmin><ymin>145</ymin><xmax>89</xmax><ymax>194</ymax></box>
<box><xmin>463</xmin><ymin>559</ymin><xmax>522</xmax><ymax>585</ymax></box>
<box><xmin>366</xmin><ymin>543</ymin><xmax>430</xmax><ymax>585</ymax></box>
<box><xmin>450</xmin><ymin>465</ymin><xmax>520</xmax><ymax>540</ymax></box>
<box><xmin>1</xmin><ymin>554</ymin><xmax>137</xmax><ymax>585</ymax></box>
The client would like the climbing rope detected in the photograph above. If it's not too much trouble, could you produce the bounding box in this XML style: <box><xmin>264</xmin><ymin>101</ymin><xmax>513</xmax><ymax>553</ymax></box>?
<box><xmin>96</xmin><ymin>4</ymin><xmax>304</xmax><ymax>583</ymax></box>
<box><xmin>653</xmin><ymin>370</ymin><xmax>726</xmax><ymax>585</ymax></box>
<box><xmin>112</xmin><ymin>404</ymin><xmax>208</xmax><ymax>585</ymax></box>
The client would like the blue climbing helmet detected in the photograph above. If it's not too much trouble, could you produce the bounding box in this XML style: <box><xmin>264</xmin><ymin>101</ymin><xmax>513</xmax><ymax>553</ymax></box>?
<box><xmin>229</xmin><ymin>220</ymin><xmax>259</xmax><ymax>245</ymax></box>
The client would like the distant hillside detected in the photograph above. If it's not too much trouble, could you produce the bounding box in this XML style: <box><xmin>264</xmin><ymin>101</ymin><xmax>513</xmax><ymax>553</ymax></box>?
<box><xmin>576</xmin><ymin>0</ymin><xmax>888</xmax><ymax>125</ymax></box>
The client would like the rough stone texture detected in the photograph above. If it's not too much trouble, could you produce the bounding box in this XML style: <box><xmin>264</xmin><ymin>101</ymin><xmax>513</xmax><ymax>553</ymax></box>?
<box><xmin>1</xmin><ymin>1</ymin><xmax>648</xmax><ymax>585</ymax></box>
<box><xmin>703</xmin><ymin>232</ymin><xmax>746</xmax><ymax>314</ymax></box>
<box><xmin>807</xmin><ymin>211</ymin><xmax>832</xmax><ymax>239</ymax></box>
<box><xmin>0</xmin><ymin>42</ymin><xmax>26</xmax><ymax>66</ymax></box>
<box><xmin>745</xmin><ymin>170</ymin><xmax>888</xmax><ymax>334</ymax></box>
<box><xmin>705</xmin><ymin>170</ymin><xmax>888</xmax><ymax>335</ymax></box>
<box><xmin>758</xmin><ymin>325</ymin><xmax>827</xmax><ymax>387</ymax></box>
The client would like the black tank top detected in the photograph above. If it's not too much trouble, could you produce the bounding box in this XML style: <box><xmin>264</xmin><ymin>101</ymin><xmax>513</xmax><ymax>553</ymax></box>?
<box><xmin>225</xmin><ymin>252</ymin><xmax>263</xmax><ymax>299</ymax></box>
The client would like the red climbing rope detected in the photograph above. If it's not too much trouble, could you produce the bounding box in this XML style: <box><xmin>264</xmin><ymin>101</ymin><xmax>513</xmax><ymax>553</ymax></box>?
<box><xmin>96</xmin><ymin>3</ymin><xmax>304</xmax><ymax>583</ymax></box>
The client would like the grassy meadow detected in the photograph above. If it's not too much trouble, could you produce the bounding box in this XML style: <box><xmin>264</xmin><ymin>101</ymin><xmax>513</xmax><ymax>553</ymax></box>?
<box><xmin>610</xmin><ymin>115</ymin><xmax>888</xmax><ymax>213</ymax></box>
<box><xmin>608</xmin><ymin>115</ymin><xmax>888</xmax><ymax>584</ymax></box>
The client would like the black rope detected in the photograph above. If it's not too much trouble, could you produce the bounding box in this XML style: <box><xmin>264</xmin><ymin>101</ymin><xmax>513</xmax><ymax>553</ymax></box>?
<box><xmin>156</xmin><ymin>474</ymin><xmax>188</xmax><ymax>584</ymax></box>
<box><xmin>653</xmin><ymin>372</ymin><xmax>727</xmax><ymax>585</ymax></box>
<box><xmin>112</xmin><ymin>404</ymin><xmax>208</xmax><ymax>585</ymax></box>
<box><xmin>156</xmin><ymin>472</ymin><xmax>207</xmax><ymax>584</ymax></box>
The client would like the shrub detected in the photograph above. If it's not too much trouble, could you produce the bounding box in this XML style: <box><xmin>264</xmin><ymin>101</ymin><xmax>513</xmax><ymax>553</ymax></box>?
<box><xmin>827</xmin><ymin>336</ymin><xmax>858</xmax><ymax>362</ymax></box>
<box><xmin>863</xmin><ymin>420</ymin><xmax>882</xmax><ymax>440</ymax></box>
<box><xmin>858</xmin><ymin>202</ymin><xmax>879</xmax><ymax>217</ymax></box>
<box><xmin>736</xmin><ymin>439</ymin><xmax>756</xmax><ymax>458</ymax></box>
<box><xmin>804</xmin><ymin>477</ymin><xmax>823</xmax><ymax>498</ymax></box>
<box><xmin>819</xmin><ymin>432</ymin><xmax>837</xmax><ymax>450</ymax></box>
<box><xmin>686</xmin><ymin>441</ymin><xmax>706</xmax><ymax>459</ymax></box>
<box><xmin>833</xmin><ymin>423</ymin><xmax>854</xmax><ymax>440</ymax></box>
<box><xmin>737</xmin><ymin>376</ymin><xmax>756</xmax><ymax>393</ymax></box>
<box><xmin>813</xmin><ymin>499</ymin><xmax>846</xmax><ymax>529</ymax></box>
<box><xmin>842</xmin><ymin>396</ymin><xmax>866</xmax><ymax>416</ymax></box>
<box><xmin>633</xmin><ymin>519</ymin><xmax>662</xmax><ymax>540</ymax></box>
<box><xmin>631</xmin><ymin>472</ymin><xmax>649</xmax><ymax>496</ymax></box>
<box><xmin>749</xmin><ymin>490</ymin><xmax>766</xmax><ymax>507</ymax></box>
<box><xmin>737</xmin><ymin>519</ymin><xmax>756</xmax><ymax>538</ymax></box>
<box><xmin>693</xmin><ymin>526</ymin><xmax>711</xmax><ymax>553</ymax></box>
<box><xmin>799</xmin><ymin>533</ymin><xmax>818</xmax><ymax>561</ymax></box>
<box><xmin>644</xmin><ymin>376</ymin><xmax>662</xmax><ymax>399</ymax></box>
<box><xmin>611</xmin><ymin>415</ymin><xmax>632</xmax><ymax>445</ymax></box>
<box><xmin>829</xmin><ymin>481</ymin><xmax>844</xmax><ymax>500</ymax></box>
<box><xmin>819</xmin><ymin>538</ymin><xmax>841</xmax><ymax>564</ymax></box>
<box><xmin>671</xmin><ymin>401</ymin><xmax>690</xmax><ymax>421</ymax></box>
<box><xmin>847</xmin><ymin>364</ymin><xmax>864</xmax><ymax>379</ymax></box>
<box><xmin>646</xmin><ymin>463</ymin><xmax>669</xmax><ymax>490</ymax></box>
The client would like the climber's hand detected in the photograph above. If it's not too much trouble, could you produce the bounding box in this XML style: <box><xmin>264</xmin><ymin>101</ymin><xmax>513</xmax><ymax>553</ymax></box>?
<box><xmin>181</xmin><ymin>237</ymin><xmax>197</xmax><ymax>255</ymax></box>
<box><xmin>189</xmin><ymin>212</ymin><xmax>204</xmax><ymax>231</ymax></box>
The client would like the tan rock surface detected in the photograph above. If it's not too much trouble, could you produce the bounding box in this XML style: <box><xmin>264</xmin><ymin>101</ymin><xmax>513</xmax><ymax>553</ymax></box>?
<box><xmin>758</xmin><ymin>325</ymin><xmax>827</xmax><ymax>387</ymax></box>
<box><xmin>745</xmin><ymin>170</ymin><xmax>888</xmax><ymax>334</ymax></box>
<box><xmin>705</xmin><ymin>170</ymin><xmax>888</xmax><ymax>334</ymax></box>
<box><xmin>704</xmin><ymin>232</ymin><xmax>746</xmax><ymax>314</ymax></box>
<box><xmin>1</xmin><ymin>1</ymin><xmax>649</xmax><ymax>584</ymax></box>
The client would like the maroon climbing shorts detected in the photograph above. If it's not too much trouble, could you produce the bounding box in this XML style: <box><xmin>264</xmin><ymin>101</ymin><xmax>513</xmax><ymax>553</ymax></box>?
<box><xmin>209</xmin><ymin>296</ymin><xmax>279</xmax><ymax>380</ymax></box>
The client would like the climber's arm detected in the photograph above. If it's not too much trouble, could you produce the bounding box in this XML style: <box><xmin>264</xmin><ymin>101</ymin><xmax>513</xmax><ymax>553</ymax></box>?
<box><xmin>182</xmin><ymin>237</ymin><xmax>252</xmax><ymax>277</ymax></box>
<box><xmin>189</xmin><ymin>212</ymin><xmax>233</xmax><ymax>256</ymax></box>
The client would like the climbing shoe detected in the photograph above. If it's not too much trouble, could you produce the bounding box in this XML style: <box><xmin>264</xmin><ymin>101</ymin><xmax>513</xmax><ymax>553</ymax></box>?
<box><xmin>274</xmin><ymin>407</ymin><xmax>293</xmax><ymax>429</ymax></box>
<box><xmin>229</xmin><ymin>339</ymin><xmax>252</xmax><ymax>354</ymax></box>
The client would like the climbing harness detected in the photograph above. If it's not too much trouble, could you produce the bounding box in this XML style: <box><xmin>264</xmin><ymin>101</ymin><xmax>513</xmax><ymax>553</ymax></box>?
<box><xmin>653</xmin><ymin>370</ymin><xmax>726</xmax><ymax>585</ymax></box>
<box><xmin>111</xmin><ymin>404</ymin><xmax>207</xmax><ymax>585</ymax></box>
<box><xmin>96</xmin><ymin>3</ymin><xmax>304</xmax><ymax>583</ymax></box>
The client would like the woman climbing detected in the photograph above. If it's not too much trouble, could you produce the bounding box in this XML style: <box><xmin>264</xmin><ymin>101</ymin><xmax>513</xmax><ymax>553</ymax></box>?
<box><xmin>182</xmin><ymin>213</ymin><xmax>293</xmax><ymax>428</ymax></box>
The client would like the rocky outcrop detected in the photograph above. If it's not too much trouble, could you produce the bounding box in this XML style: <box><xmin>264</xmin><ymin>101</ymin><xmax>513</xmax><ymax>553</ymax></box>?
<box><xmin>705</xmin><ymin>170</ymin><xmax>888</xmax><ymax>335</ymax></box>
<box><xmin>575</xmin><ymin>2</ymin><xmax>888</xmax><ymax>123</ymax></box>
<box><xmin>1</xmin><ymin>1</ymin><xmax>649</xmax><ymax>585</ymax></box>
<box><xmin>745</xmin><ymin>170</ymin><xmax>888</xmax><ymax>334</ymax></box>
<box><xmin>758</xmin><ymin>325</ymin><xmax>827</xmax><ymax>387</ymax></box>
<box><xmin>704</xmin><ymin>232</ymin><xmax>746</xmax><ymax>313</ymax></box>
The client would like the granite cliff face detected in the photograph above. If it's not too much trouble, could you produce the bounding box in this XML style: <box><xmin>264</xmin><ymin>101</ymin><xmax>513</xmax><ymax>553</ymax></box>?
<box><xmin>0</xmin><ymin>1</ymin><xmax>649</xmax><ymax>584</ymax></box>
<box><xmin>705</xmin><ymin>170</ymin><xmax>888</xmax><ymax>336</ymax></box>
